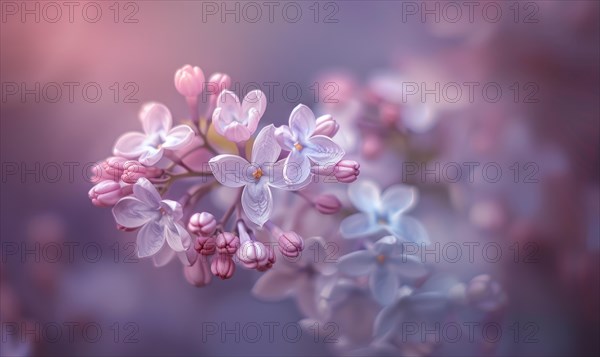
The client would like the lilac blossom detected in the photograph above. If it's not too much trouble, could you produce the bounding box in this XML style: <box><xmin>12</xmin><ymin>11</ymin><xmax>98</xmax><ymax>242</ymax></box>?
<box><xmin>340</xmin><ymin>180</ymin><xmax>429</xmax><ymax>243</ymax></box>
<box><xmin>212</xmin><ymin>90</ymin><xmax>266</xmax><ymax>142</ymax></box>
<box><xmin>112</xmin><ymin>178</ymin><xmax>192</xmax><ymax>258</ymax></box>
<box><xmin>113</xmin><ymin>103</ymin><xmax>194</xmax><ymax>166</ymax></box>
<box><xmin>337</xmin><ymin>236</ymin><xmax>427</xmax><ymax>305</ymax></box>
<box><xmin>209</xmin><ymin>125</ymin><xmax>311</xmax><ymax>226</ymax></box>
<box><xmin>275</xmin><ymin>104</ymin><xmax>345</xmax><ymax>184</ymax></box>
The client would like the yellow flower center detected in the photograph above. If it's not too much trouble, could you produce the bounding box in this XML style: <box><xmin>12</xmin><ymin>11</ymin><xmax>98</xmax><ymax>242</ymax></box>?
<box><xmin>253</xmin><ymin>168</ymin><xmax>263</xmax><ymax>180</ymax></box>
<box><xmin>376</xmin><ymin>254</ymin><xmax>386</xmax><ymax>264</ymax></box>
<box><xmin>294</xmin><ymin>142</ymin><xmax>303</xmax><ymax>151</ymax></box>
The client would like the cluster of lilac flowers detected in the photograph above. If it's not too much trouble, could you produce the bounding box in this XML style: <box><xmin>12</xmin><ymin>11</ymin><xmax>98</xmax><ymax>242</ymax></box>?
<box><xmin>88</xmin><ymin>65</ymin><xmax>359</xmax><ymax>282</ymax></box>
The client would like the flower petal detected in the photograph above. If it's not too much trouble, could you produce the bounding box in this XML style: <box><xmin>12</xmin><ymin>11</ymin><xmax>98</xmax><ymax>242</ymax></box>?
<box><xmin>242</xmin><ymin>90</ymin><xmax>266</xmax><ymax>126</ymax></box>
<box><xmin>373</xmin><ymin>302</ymin><xmax>404</xmax><ymax>337</ymax></box>
<box><xmin>164</xmin><ymin>222</ymin><xmax>187</xmax><ymax>252</ymax></box>
<box><xmin>337</xmin><ymin>250</ymin><xmax>375</xmax><ymax>276</ymax></box>
<box><xmin>369</xmin><ymin>268</ymin><xmax>398</xmax><ymax>305</ymax></box>
<box><xmin>388</xmin><ymin>254</ymin><xmax>428</xmax><ymax>279</ymax></box>
<box><xmin>136</xmin><ymin>220</ymin><xmax>166</xmax><ymax>258</ymax></box>
<box><xmin>222</xmin><ymin>122</ymin><xmax>252</xmax><ymax>142</ymax></box>
<box><xmin>268</xmin><ymin>159</ymin><xmax>313</xmax><ymax>191</ymax></box>
<box><xmin>141</xmin><ymin>102</ymin><xmax>172</xmax><ymax>135</ymax></box>
<box><xmin>215</xmin><ymin>90</ymin><xmax>242</xmax><ymax>123</ymax></box>
<box><xmin>241</xmin><ymin>183</ymin><xmax>273</xmax><ymax>227</ymax></box>
<box><xmin>162</xmin><ymin>125</ymin><xmax>194</xmax><ymax>150</ymax></box>
<box><xmin>251</xmin><ymin>125</ymin><xmax>281</xmax><ymax>165</ymax></box>
<box><xmin>282</xmin><ymin>150</ymin><xmax>311</xmax><ymax>185</ymax></box>
<box><xmin>152</xmin><ymin>244</ymin><xmax>175</xmax><ymax>267</ymax></box>
<box><xmin>252</xmin><ymin>268</ymin><xmax>297</xmax><ymax>301</ymax></box>
<box><xmin>304</xmin><ymin>135</ymin><xmax>345</xmax><ymax>166</ymax></box>
<box><xmin>388</xmin><ymin>215</ymin><xmax>430</xmax><ymax>244</ymax></box>
<box><xmin>113</xmin><ymin>132</ymin><xmax>147</xmax><ymax>158</ymax></box>
<box><xmin>339</xmin><ymin>213</ymin><xmax>380</xmax><ymax>239</ymax></box>
<box><xmin>381</xmin><ymin>185</ymin><xmax>417</xmax><ymax>215</ymax></box>
<box><xmin>138</xmin><ymin>146</ymin><xmax>164</xmax><ymax>166</ymax></box>
<box><xmin>274</xmin><ymin>125</ymin><xmax>295</xmax><ymax>150</ymax></box>
<box><xmin>289</xmin><ymin>104</ymin><xmax>316</xmax><ymax>139</ymax></box>
<box><xmin>209</xmin><ymin>154</ymin><xmax>252</xmax><ymax>187</ymax></box>
<box><xmin>373</xmin><ymin>236</ymin><xmax>399</xmax><ymax>255</ymax></box>
<box><xmin>348</xmin><ymin>180</ymin><xmax>381</xmax><ymax>213</ymax></box>
<box><xmin>112</xmin><ymin>197</ymin><xmax>155</xmax><ymax>228</ymax></box>
<box><xmin>133</xmin><ymin>177</ymin><xmax>161</xmax><ymax>208</ymax></box>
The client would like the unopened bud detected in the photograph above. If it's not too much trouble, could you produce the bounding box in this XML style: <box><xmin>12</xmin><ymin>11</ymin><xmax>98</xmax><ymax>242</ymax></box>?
<box><xmin>314</xmin><ymin>194</ymin><xmax>342</xmax><ymax>215</ymax></box>
<box><xmin>188</xmin><ymin>212</ymin><xmax>217</xmax><ymax>236</ymax></box>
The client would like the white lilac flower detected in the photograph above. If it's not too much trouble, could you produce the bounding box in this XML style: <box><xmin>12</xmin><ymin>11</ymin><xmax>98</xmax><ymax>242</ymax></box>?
<box><xmin>113</xmin><ymin>103</ymin><xmax>194</xmax><ymax>166</ymax></box>
<box><xmin>337</xmin><ymin>236</ymin><xmax>427</xmax><ymax>305</ymax></box>
<box><xmin>209</xmin><ymin>125</ymin><xmax>310</xmax><ymax>226</ymax></box>
<box><xmin>275</xmin><ymin>104</ymin><xmax>345</xmax><ymax>184</ymax></box>
<box><xmin>340</xmin><ymin>180</ymin><xmax>429</xmax><ymax>243</ymax></box>
<box><xmin>112</xmin><ymin>178</ymin><xmax>192</xmax><ymax>259</ymax></box>
<box><xmin>212</xmin><ymin>90</ymin><xmax>267</xmax><ymax>142</ymax></box>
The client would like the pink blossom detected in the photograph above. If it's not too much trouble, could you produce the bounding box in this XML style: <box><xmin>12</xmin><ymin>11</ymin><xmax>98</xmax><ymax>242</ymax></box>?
<box><xmin>174</xmin><ymin>65</ymin><xmax>205</xmax><ymax>98</ymax></box>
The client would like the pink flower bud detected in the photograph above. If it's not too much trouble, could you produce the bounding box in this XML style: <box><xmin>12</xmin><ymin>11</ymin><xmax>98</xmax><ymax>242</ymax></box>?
<box><xmin>210</xmin><ymin>253</ymin><xmax>235</xmax><ymax>279</ymax></box>
<box><xmin>215</xmin><ymin>232</ymin><xmax>240</xmax><ymax>255</ymax></box>
<box><xmin>88</xmin><ymin>181</ymin><xmax>130</xmax><ymax>207</ymax></box>
<box><xmin>207</xmin><ymin>72</ymin><xmax>232</xmax><ymax>94</ymax></box>
<box><xmin>362</xmin><ymin>134</ymin><xmax>383</xmax><ymax>159</ymax></box>
<box><xmin>314</xmin><ymin>194</ymin><xmax>342</xmax><ymax>215</ymax></box>
<box><xmin>174</xmin><ymin>65</ymin><xmax>205</xmax><ymax>98</ymax></box>
<box><xmin>188</xmin><ymin>212</ymin><xmax>217</xmax><ymax>236</ymax></box>
<box><xmin>313</xmin><ymin>114</ymin><xmax>339</xmax><ymax>137</ymax></box>
<box><xmin>91</xmin><ymin>157</ymin><xmax>128</xmax><ymax>183</ymax></box>
<box><xmin>194</xmin><ymin>235</ymin><xmax>216</xmax><ymax>256</ymax></box>
<box><xmin>256</xmin><ymin>245</ymin><xmax>276</xmax><ymax>272</ymax></box>
<box><xmin>236</xmin><ymin>241</ymin><xmax>268</xmax><ymax>269</ymax></box>
<box><xmin>334</xmin><ymin>160</ymin><xmax>360</xmax><ymax>183</ymax></box>
<box><xmin>121</xmin><ymin>161</ymin><xmax>163</xmax><ymax>184</ymax></box>
<box><xmin>183</xmin><ymin>256</ymin><xmax>212</xmax><ymax>287</ymax></box>
<box><xmin>277</xmin><ymin>231</ymin><xmax>304</xmax><ymax>258</ymax></box>
<box><xmin>116</xmin><ymin>224</ymin><xmax>136</xmax><ymax>232</ymax></box>
<box><xmin>380</xmin><ymin>102</ymin><xmax>399</xmax><ymax>127</ymax></box>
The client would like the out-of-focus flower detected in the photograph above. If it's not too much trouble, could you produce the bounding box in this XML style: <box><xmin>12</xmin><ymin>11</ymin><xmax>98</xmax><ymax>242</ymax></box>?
<box><xmin>340</xmin><ymin>180</ymin><xmax>428</xmax><ymax>243</ymax></box>
<box><xmin>174</xmin><ymin>65</ymin><xmax>205</xmax><ymax>98</ymax></box>
<box><xmin>112</xmin><ymin>178</ymin><xmax>191</xmax><ymax>258</ymax></box>
<box><xmin>88</xmin><ymin>180</ymin><xmax>132</xmax><ymax>207</ymax></box>
<box><xmin>211</xmin><ymin>253</ymin><xmax>235</xmax><ymax>279</ymax></box>
<box><xmin>252</xmin><ymin>237</ymin><xmax>336</xmax><ymax>318</ymax></box>
<box><xmin>275</xmin><ymin>104</ymin><xmax>345</xmax><ymax>183</ymax></box>
<box><xmin>215</xmin><ymin>232</ymin><xmax>239</xmax><ymax>255</ymax></box>
<box><xmin>183</xmin><ymin>255</ymin><xmax>212</xmax><ymax>287</ymax></box>
<box><xmin>314</xmin><ymin>194</ymin><xmax>342</xmax><ymax>215</ymax></box>
<box><xmin>212</xmin><ymin>90</ymin><xmax>266</xmax><ymax>142</ymax></box>
<box><xmin>121</xmin><ymin>160</ymin><xmax>163</xmax><ymax>184</ymax></box>
<box><xmin>206</xmin><ymin>72</ymin><xmax>232</xmax><ymax>104</ymax></box>
<box><xmin>188</xmin><ymin>212</ymin><xmax>217</xmax><ymax>236</ymax></box>
<box><xmin>113</xmin><ymin>103</ymin><xmax>195</xmax><ymax>166</ymax></box>
<box><xmin>314</xmin><ymin>114</ymin><xmax>339</xmax><ymax>137</ymax></box>
<box><xmin>337</xmin><ymin>236</ymin><xmax>427</xmax><ymax>305</ymax></box>
<box><xmin>209</xmin><ymin>125</ymin><xmax>311</xmax><ymax>226</ymax></box>
<box><xmin>465</xmin><ymin>274</ymin><xmax>507</xmax><ymax>312</ymax></box>
<box><xmin>373</xmin><ymin>286</ymin><xmax>448</xmax><ymax>337</ymax></box>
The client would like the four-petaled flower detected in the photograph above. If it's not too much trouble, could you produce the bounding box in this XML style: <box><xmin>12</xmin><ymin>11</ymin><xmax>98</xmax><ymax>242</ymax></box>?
<box><xmin>112</xmin><ymin>178</ymin><xmax>192</xmax><ymax>258</ymax></box>
<box><xmin>209</xmin><ymin>125</ymin><xmax>310</xmax><ymax>226</ymax></box>
<box><xmin>275</xmin><ymin>104</ymin><xmax>345</xmax><ymax>184</ymax></box>
<box><xmin>212</xmin><ymin>90</ymin><xmax>267</xmax><ymax>142</ymax></box>
<box><xmin>337</xmin><ymin>236</ymin><xmax>427</xmax><ymax>305</ymax></box>
<box><xmin>340</xmin><ymin>180</ymin><xmax>429</xmax><ymax>243</ymax></box>
<box><xmin>113</xmin><ymin>103</ymin><xmax>195</xmax><ymax>166</ymax></box>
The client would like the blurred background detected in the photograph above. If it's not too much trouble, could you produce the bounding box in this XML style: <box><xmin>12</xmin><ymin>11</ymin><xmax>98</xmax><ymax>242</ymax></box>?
<box><xmin>1</xmin><ymin>1</ymin><xmax>598</xmax><ymax>356</ymax></box>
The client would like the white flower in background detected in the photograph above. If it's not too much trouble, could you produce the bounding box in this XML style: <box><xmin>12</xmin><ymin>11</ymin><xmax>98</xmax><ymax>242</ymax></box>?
<box><xmin>340</xmin><ymin>180</ymin><xmax>429</xmax><ymax>243</ymax></box>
